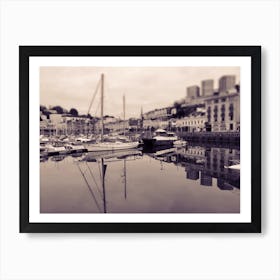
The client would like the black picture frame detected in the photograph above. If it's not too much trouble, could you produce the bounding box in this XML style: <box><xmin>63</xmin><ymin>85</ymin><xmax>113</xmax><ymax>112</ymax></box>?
<box><xmin>20</xmin><ymin>46</ymin><xmax>261</xmax><ymax>233</ymax></box>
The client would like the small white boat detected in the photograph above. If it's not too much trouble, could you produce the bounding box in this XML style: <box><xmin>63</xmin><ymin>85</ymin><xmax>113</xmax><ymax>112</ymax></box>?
<box><xmin>40</xmin><ymin>136</ymin><xmax>49</xmax><ymax>144</ymax></box>
<box><xmin>61</xmin><ymin>137</ymin><xmax>70</xmax><ymax>143</ymax></box>
<box><xmin>75</xmin><ymin>137</ymin><xmax>93</xmax><ymax>143</ymax></box>
<box><xmin>173</xmin><ymin>140</ymin><xmax>187</xmax><ymax>147</ymax></box>
<box><xmin>65</xmin><ymin>143</ymin><xmax>87</xmax><ymax>153</ymax></box>
<box><xmin>84</xmin><ymin>141</ymin><xmax>139</xmax><ymax>152</ymax></box>
<box><xmin>40</xmin><ymin>145</ymin><xmax>47</xmax><ymax>152</ymax></box>
<box><xmin>44</xmin><ymin>143</ymin><xmax>68</xmax><ymax>155</ymax></box>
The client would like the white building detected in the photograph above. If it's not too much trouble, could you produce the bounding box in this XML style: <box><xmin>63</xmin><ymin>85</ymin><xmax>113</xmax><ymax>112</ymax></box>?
<box><xmin>143</xmin><ymin>119</ymin><xmax>169</xmax><ymax>130</ymax></box>
<box><xmin>205</xmin><ymin>89</ymin><xmax>240</xmax><ymax>132</ymax></box>
<box><xmin>175</xmin><ymin>113</ymin><xmax>207</xmax><ymax>132</ymax></box>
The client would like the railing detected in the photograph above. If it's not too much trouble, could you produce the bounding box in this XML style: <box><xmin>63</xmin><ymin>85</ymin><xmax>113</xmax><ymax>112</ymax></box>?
<box><xmin>177</xmin><ymin>131</ymin><xmax>240</xmax><ymax>143</ymax></box>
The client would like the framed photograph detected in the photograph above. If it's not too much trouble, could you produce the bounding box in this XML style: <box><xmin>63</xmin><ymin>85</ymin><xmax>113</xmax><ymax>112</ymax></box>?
<box><xmin>20</xmin><ymin>46</ymin><xmax>261</xmax><ymax>233</ymax></box>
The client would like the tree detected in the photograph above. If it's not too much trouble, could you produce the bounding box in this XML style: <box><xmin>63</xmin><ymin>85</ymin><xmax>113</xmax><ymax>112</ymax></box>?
<box><xmin>51</xmin><ymin>105</ymin><xmax>64</xmax><ymax>114</ymax></box>
<box><xmin>69</xmin><ymin>108</ymin><xmax>78</xmax><ymax>116</ymax></box>
<box><xmin>173</xmin><ymin>101</ymin><xmax>182</xmax><ymax>118</ymax></box>
<box><xmin>40</xmin><ymin>105</ymin><xmax>47</xmax><ymax>112</ymax></box>
<box><xmin>235</xmin><ymin>84</ymin><xmax>240</xmax><ymax>93</ymax></box>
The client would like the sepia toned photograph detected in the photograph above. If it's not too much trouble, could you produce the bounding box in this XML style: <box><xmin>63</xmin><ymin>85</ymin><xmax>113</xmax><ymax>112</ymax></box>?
<box><xmin>39</xmin><ymin>66</ymin><xmax>241</xmax><ymax>214</ymax></box>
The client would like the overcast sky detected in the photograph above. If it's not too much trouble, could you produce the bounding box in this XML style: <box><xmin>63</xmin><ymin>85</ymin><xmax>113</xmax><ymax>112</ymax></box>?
<box><xmin>40</xmin><ymin>67</ymin><xmax>240</xmax><ymax>119</ymax></box>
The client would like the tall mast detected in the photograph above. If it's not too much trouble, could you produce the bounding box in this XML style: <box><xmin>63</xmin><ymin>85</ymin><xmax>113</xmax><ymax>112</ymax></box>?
<box><xmin>123</xmin><ymin>94</ymin><xmax>125</xmax><ymax>136</ymax></box>
<box><xmin>101</xmin><ymin>74</ymin><xmax>104</xmax><ymax>141</ymax></box>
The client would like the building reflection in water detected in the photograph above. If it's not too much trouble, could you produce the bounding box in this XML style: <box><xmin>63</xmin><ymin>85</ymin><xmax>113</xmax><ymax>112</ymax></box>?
<box><xmin>153</xmin><ymin>145</ymin><xmax>240</xmax><ymax>190</ymax></box>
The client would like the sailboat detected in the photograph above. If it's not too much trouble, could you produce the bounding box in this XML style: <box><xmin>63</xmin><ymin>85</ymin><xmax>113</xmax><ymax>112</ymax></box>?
<box><xmin>84</xmin><ymin>74</ymin><xmax>139</xmax><ymax>152</ymax></box>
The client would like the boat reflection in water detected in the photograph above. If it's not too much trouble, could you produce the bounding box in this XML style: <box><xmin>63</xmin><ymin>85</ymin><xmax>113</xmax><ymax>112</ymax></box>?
<box><xmin>40</xmin><ymin>145</ymin><xmax>240</xmax><ymax>213</ymax></box>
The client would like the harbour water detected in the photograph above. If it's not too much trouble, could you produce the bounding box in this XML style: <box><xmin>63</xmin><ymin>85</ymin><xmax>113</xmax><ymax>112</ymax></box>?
<box><xmin>40</xmin><ymin>145</ymin><xmax>240</xmax><ymax>213</ymax></box>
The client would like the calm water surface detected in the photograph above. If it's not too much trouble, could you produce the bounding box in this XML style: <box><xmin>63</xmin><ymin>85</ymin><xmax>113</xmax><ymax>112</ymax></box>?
<box><xmin>40</xmin><ymin>145</ymin><xmax>240</xmax><ymax>213</ymax></box>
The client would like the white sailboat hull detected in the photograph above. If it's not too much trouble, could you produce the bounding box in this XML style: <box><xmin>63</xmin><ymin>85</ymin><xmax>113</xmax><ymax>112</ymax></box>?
<box><xmin>85</xmin><ymin>141</ymin><xmax>139</xmax><ymax>152</ymax></box>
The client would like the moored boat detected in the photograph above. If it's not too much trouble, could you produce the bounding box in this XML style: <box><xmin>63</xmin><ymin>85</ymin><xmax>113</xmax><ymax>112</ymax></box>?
<box><xmin>84</xmin><ymin>140</ymin><xmax>139</xmax><ymax>152</ymax></box>
<box><xmin>65</xmin><ymin>143</ymin><xmax>87</xmax><ymax>153</ymax></box>
<box><xmin>142</xmin><ymin>129</ymin><xmax>178</xmax><ymax>147</ymax></box>
<box><xmin>43</xmin><ymin>143</ymin><xmax>68</xmax><ymax>156</ymax></box>
<box><xmin>173</xmin><ymin>139</ymin><xmax>187</xmax><ymax>147</ymax></box>
<box><xmin>40</xmin><ymin>135</ymin><xmax>49</xmax><ymax>144</ymax></box>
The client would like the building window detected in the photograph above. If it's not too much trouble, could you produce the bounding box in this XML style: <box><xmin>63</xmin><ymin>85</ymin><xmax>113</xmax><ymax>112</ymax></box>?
<box><xmin>229</xmin><ymin>103</ymin><xmax>234</xmax><ymax>121</ymax></box>
<box><xmin>207</xmin><ymin>107</ymin><xmax>211</xmax><ymax>123</ymax></box>
<box><xmin>221</xmin><ymin>104</ymin><xmax>225</xmax><ymax>122</ymax></box>
<box><xmin>214</xmin><ymin>105</ymin><xmax>218</xmax><ymax>122</ymax></box>
<box><xmin>230</xmin><ymin>123</ymin><xmax>234</xmax><ymax>130</ymax></box>
<box><xmin>214</xmin><ymin>99</ymin><xmax>219</xmax><ymax>103</ymax></box>
<box><xmin>221</xmin><ymin>98</ymin><xmax>226</xmax><ymax>102</ymax></box>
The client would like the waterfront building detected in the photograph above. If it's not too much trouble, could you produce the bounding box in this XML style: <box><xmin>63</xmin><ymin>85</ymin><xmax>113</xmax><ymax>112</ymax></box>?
<box><xmin>201</xmin><ymin>79</ymin><xmax>214</xmax><ymax>96</ymax></box>
<box><xmin>143</xmin><ymin>107</ymin><xmax>172</xmax><ymax>120</ymax></box>
<box><xmin>143</xmin><ymin>119</ymin><xmax>169</xmax><ymax>130</ymax></box>
<box><xmin>62</xmin><ymin>116</ymin><xmax>94</xmax><ymax>135</ymax></box>
<box><xmin>40</xmin><ymin>109</ymin><xmax>95</xmax><ymax>136</ymax></box>
<box><xmin>143</xmin><ymin>119</ymin><xmax>154</xmax><ymax>130</ymax></box>
<box><xmin>219</xmin><ymin>75</ymin><xmax>236</xmax><ymax>92</ymax></box>
<box><xmin>103</xmin><ymin>116</ymin><xmax>116</xmax><ymax>124</ymax></box>
<box><xmin>65</xmin><ymin>117</ymin><xmax>93</xmax><ymax>135</ymax></box>
<box><xmin>175</xmin><ymin>112</ymin><xmax>207</xmax><ymax>132</ymax></box>
<box><xmin>97</xmin><ymin>118</ymin><xmax>144</xmax><ymax>133</ymax></box>
<box><xmin>49</xmin><ymin>113</ymin><xmax>63</xmax><ymax>124</ymax></box>
<box><xmin>40</xmin><ymin>119</ymin><xmax>67</xmax><ymax>136</ymax></box>
<box><xmin>205</xmin><ymin>88</ymin><xmax>240</xmax><ymax>132</ymax></box>
<box><xmin>95</xmin><ymin>118</ymin><xmax>125</xmax><ymax>133</ymax></box>
<box><xmin>40</xmin><ymin>119</ymin><xmax>54</xmax><ymax>135</ymax></box>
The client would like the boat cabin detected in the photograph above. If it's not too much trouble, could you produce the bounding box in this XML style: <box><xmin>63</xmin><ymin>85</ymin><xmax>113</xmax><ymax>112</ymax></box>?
<box><xmin>154</xmin><ymin>129</ymin><xmax>176</xmax><ymax>138</ymax></box>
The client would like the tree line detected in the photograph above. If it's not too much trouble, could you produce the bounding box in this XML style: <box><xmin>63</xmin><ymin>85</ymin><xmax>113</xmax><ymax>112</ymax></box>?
<box><xmin>40</xmin><ymin>105</ymin><xmax>94</xmax><ymax>119</ymax></box>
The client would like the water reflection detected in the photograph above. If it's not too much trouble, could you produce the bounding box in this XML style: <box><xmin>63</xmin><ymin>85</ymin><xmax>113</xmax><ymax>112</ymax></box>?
<box><xmin>150</xmin><ymin>146</ymin><xmax>240</xmax><ymax>189</ymax></box>
<box><xmin>40</xmin><ymin>145</ymin><xmax>240</xmax><ymax>213</ymax></box>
